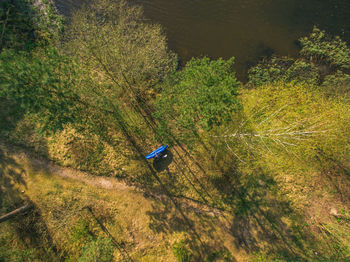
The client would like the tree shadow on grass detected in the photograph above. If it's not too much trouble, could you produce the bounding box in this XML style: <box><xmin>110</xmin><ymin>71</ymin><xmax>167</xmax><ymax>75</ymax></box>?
<box><xmin>12</xmin><ymin>201</ymin><xmax>60</xmax><ymax>258</ymax></box>
<box><xmin>0</xmin><ymin>145</ymin><xmax>61</xmax><ymax>260</ymax></box>
<box><xmin>316</xmin><ymin>150</ymin><xmax>350</xmax><ymax>204</ymax></box>
<box><xmin>0</xmin><ymin>146</ymin><xmax>27</xmax><ymax>213</ymax></box>
<box><xmin>209</xmin><ymin>163</ymin><xmax>345</xmax><ymax>261</ymax></box>
<box><xmin>145</xmin><ymin>192</ymin><xmax>237</xmax><ymax>261</ymax></box>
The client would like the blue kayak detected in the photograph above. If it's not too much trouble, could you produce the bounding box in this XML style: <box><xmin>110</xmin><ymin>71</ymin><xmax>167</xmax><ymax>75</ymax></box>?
<box><xmin>145</xmin><ymin>145</ymin><xmax>167</xmax><ymax>159</ymax></box>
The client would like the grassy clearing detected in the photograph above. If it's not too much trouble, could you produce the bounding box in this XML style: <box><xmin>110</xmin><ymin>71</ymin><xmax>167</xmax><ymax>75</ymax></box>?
<box><xmin>1</xmin><ymin>119</ymin><xmax>349</xmax><ymax>261</ymax></box>
<box><xmin>0</xmin><ymin>142</ymin><xmax>245</xmax><ymax>261</ymax></box>
<box><xmin>0</xmin><ymin>144</ymin><xmax>171</xmax><ymax>261</ymax></box>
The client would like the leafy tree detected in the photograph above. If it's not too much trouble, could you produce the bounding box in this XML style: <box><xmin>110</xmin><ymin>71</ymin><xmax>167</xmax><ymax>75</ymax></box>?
<box><xmin>284</xmin><ymin>61</ymin><xmax>319</xmax><ymax>85</ymax></box>
<box><xmin>155</xmin><ymin>57</ymin><xmax>241</xmax><ymax>144</ymax></box>
<box><xmin>0</xmin><ymin>0</ymin><xmax>63</xmax><ymax>51</ymax></box>
<box><xmin>65</xmin><ymin>0</ymin><xmax>177</xmax><ymax>105</ymax></box>
<box><xmin>247</xmin><ymin>57</ymin><xmax>291</xmax><ymax>87</ymax></box>
<box><xmin>299</xmin><ymin>26</ymin><xmax>350</xmax><ymax>70</ymax></box>
<box><xmin>0</xmin><ymin>46</ymin><xmax>136</xmax><ymax>147</ymax></box>
<box><xmin>321</xmin><ymin>70</ymin><xmax>350</xmax><ymax>100</ymax></box>
<box><xmin>248</xmin><ymin>27</ymin><xmax>350</xmax><ymax>89</ymax></box>
<box><xmin>0</xmin><ymin>0</ymin><xmax>35</xmax><ymax>51</ymax></box>
<box><xmin>220</xmin><ymin>82</ymin><xmax>350</xmax><ymax>172</ymax></box>
<box><xmin>0</xmin><ymin>48</ymin><xmax>85</xmax><ymax>133</ymax></box>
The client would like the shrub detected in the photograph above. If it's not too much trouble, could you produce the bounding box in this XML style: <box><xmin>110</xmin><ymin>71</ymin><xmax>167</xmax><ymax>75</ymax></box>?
<box><xmin>172</xmin><ymin>240</ymin><xmax>193</xmax><ymax>262</ymax></box>
<box><xmin>79</xmin><ymin>236</ymin><xmax>114</xmax><ymax>262</ymax></box>
<box><xmin>248</xmin><ymin>27</ymin><xmax>350</xmax><ymax>91</ymax></box>
<box><xmin>299</xmin><ymin>27</ymin><xmax>350</xmax><ymax>70</ymax></box>
<box><xmin>321</xmin><ymin>70</ymin><xmax>350</xmax><ymax>100</ymax></box>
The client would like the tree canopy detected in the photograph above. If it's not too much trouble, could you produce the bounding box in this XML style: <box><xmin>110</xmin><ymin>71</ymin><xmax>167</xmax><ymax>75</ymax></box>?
<box><xmin>0</xmin><ymin>48</ymin><xmax>84</xmax><ymax>132</ymax></box>
<box><xmin>65</xmin><ymin>0</ymin><xmax>177</xmax><ymax>103</ymax></box>
<box><xmin>155</xmin><ymin>57</ymin><xmax>241</xmax><ymax>143</ymax></box>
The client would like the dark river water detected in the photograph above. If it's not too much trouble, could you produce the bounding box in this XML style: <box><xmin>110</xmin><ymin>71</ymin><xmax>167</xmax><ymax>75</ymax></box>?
<box><xmin>54</xmin><ymin>0</ymin><xmax>350</xmax><ymax>80</ymax></box>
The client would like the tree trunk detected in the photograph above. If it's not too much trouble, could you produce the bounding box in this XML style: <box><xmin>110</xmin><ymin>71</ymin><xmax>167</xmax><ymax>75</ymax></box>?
<box><xmin>0</xmin><ymin>204</ymin><xmax>32</xmax><ymax>223</ymax></box>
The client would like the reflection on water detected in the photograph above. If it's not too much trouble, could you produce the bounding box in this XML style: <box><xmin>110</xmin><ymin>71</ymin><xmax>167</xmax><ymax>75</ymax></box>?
<box><xmin>53</xmin><ymin>0</ymin><xmax>350</xmax><ymax>80</ymax></box>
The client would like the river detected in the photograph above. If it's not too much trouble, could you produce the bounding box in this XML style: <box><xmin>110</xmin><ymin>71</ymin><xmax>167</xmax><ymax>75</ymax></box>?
<box><xmin>54</xmin><ymin>0</ymin><xmax>350</xmax><ymax>80</ymax></box>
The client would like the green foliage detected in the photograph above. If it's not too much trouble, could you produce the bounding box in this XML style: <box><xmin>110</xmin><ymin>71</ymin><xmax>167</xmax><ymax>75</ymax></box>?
<box><xmin>248</xmin><ymin>58</ymin><xmax>320</xmax><ymax>86</ymax></box>
<box><xmin>205</xmin><ymin>249</ymin><xmax>233</xmax><ymax>262</ymax></box>
<box><xmin>70</xmin><ymin>219</ymin><xmax>93</xmax><ymax>244</ymax></box>
<box><xmin>78</xmin><ymin>236</ymin><xmax>114</xmax><ymax>262</ymax></box>
<box><xmin>0</xmin><ymin>97</ymin><xmax>26</xmax><ymax>132</ymax></box>
<box><xmin>0</xmin><ymin>246</ymin><xmax>36</xmax><ymax>262</ymax></box>
<box><xmin>235</xmin><ymin>83</ymin><xmax>350</xmax><ymax>175</ymax></box>
<box><xmin>66</xmin><ymin>0</ymin><xmax>177</xmax><ymax>102</ymax></box>
<box><xmin>0</xmin><ymin>0</ymin><xmax>35</xmax><ymax>51</ymax></box>
<box><xmin>0</xmin><ymin>48</ymin><xmax>84</xmax><ymax>133</ymax></box>
<box><xmin>0</xmin><ymin>0</ymin><xmax>63</xmax><ymax>51</ymax></box>
<box><xmin>284</xmin><ymin>61</ymin><xmax>319</xmax><ymax>85</ymax></box>
<box><xmin>155</xmin><ymin>57</ymin><xmax>241</xmax><ymax>144</ymax></box>
<box><xmin>172</xmin><ymin>240</ymin><xmax>192</xmax><ymax>262</ymax></box>
<box><xmin>321</xmin><ymin>70</ymin><xmax>350</xmax><ymax>100</ymax></box>
<box><xmin>248</xmin><ymin>57</ymin><xmax>292</xmax><ymax>87</ymax></box>
<box><xmin>1</xmin><ymin>1</ymin><xmax>349</xmax><ymax>260</ymax></box>
<box><xmin>248</xmin><ymin>27</ymin><xmax>350</xmax><ymax>92</ymax></box>
<box><xmin>31</xmin><ymin>0</ymin><xmax>63</xmax><ymax>43</ymax></box>
<box><xmin>248</xmin><ymin>57</ymin><xmax>320</xmax><ymax>87</ymax></box>
<box><xmin>300</xmin><ymin>26</ymin><xmax>350</xmax><ymax>70</ymax></box>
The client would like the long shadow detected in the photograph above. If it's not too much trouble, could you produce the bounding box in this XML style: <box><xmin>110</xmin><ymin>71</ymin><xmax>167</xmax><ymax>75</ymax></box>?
<box><xmin>85</xmin><ymin>206</ymin><xmax>134</xmax><ymax>262</ymax></box>
<box><xmin>0</xmin><ymin>145</ymin><xmax>61</xmax><ymax>260</ymax></box>
<box><xmin>208</xmin><ymin>161</ymin><xmax>346</xmax><ymax>261</ymax></box>
<box><xmin>225</xmin><ymin>172</ymin><xmax>303</xmax><ymax>256</ymax></box>
<box><xmin>139</xmin><ymin>145</ymin><xmax>216</xmax><ymax>210</ymax></box>
<box><xmin>12</xmin><ymin>200</ymin><xmax>61</xmax><ymax>259</ymax></box>
<box><xmin>316</xmin><ymin>149</ymin><xmax>350</xmax><ymax>204</ymax></box>
<box><xmin>0</xmin><ymin>146</ymin><xmax>28</xmax><ymax>214</ymax></box>
<box><xmin>145</xmin><ymin>191</ymin><xmax>236</xmax><ymax>261</ymax></box>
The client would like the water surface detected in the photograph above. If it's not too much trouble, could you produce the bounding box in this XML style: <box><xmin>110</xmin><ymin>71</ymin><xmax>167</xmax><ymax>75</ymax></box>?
<box><xmin>54</xmin><ymin>0</ymin><xmax>350</xmax><ymax>80</ymax></box>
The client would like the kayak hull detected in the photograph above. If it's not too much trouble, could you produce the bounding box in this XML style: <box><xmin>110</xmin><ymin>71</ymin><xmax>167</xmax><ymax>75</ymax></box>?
<box><xmin>145</xmin><ymin>145</ymin><xmax>167</xmax><ymax>159</ymax></box>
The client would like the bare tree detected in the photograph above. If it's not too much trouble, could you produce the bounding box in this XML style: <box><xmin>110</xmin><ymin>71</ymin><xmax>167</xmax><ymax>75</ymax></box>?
<box><xmin>212</xmin><ymin>103</ymin><xmax>333</xmax><ymax>161</ymax></box>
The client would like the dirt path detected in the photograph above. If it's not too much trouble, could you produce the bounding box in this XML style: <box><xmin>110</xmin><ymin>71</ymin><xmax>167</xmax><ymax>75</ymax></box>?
<box><xmin>0</xmin><ymin>141</ymin><xmax>131</xmax><ymax>192</ymax></box>
<box><xmin>0</xmin><ymin>140</ymin><xmax>224</xmax><ymax>216</ymax></box>
<box><xmin>28</xmin><ymin>155</ymin><xmax>131</xmax><ymax>191</ymax></box>
<box><xmin>1</xmin><ymin>140</ymin><xmax>246</xmax><ymax>261</ymax></box>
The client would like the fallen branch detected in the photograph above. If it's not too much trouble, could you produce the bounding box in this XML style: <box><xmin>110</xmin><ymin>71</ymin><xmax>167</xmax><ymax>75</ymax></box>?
<box><xmin>0</xmin><ymin>204</ymin><xmax>32</xmax><ymax>223</ymax></box>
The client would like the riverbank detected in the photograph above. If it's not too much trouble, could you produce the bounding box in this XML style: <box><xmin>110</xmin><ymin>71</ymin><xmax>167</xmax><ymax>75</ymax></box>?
<box><xmin>1</xmin><ymin>0</ymin><xmax>349</xmax><ymax>260</ymax></box>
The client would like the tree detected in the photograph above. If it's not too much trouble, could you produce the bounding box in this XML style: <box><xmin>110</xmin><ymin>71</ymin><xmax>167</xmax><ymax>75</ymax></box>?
<box><xmin>155</xmin><ymin>57</ymin><xmax>241</xmax><ymax>144</ymax></box>
<box><xmin>299</xmin><ymin>26</ymin><xmax>350</xmax><ymax>71</ymax></box>
<box><xmin>0</xmin><ymin>0</ymin><xmax>35</xmax><ymax>51</ymax></box>
<box><xmin>0</xmin><ymin>48</ymin><xmax>85</xmax><ymax>133</ymax></box>
<box><xmin>65</xmin><ymin>0</ymin><xmax>177</xmax><ymax>105</ymax></box>
<box><xmin>0</xmin><ymin>0</ymin><xmax>63</xmax><ymax>51</ymax></box>
<box><xmin>214</xmin><ymin>83</ymin><xmax>350</xmax><ymax>169</ymax></box>
<box><xmin>172</xmin><ymin>240</ymin><xmax>192</xmax><ymax>262</ymax></box>
<box><xmin>248</xmin><ymin>27</ymin><xmax>350</xmax><ymax>89</ymax></box>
